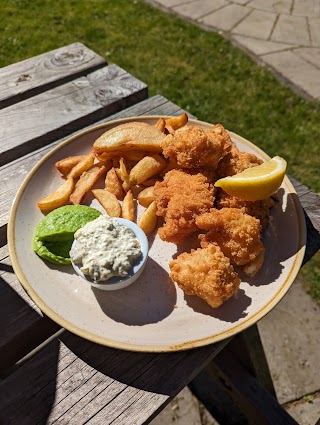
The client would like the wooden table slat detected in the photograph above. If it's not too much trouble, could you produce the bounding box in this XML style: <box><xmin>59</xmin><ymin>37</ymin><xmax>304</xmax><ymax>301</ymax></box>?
<box><xmin>0</xmin><ymin>330</ymin><xmax>226</xmax><ymax>425</ymax></box>
<box><xmin>0</xmin><ymin>96</ymin><xmax>190</xmax><ymax>374</ymax></box>
<box><xmin>0</xmin><ymin>63</ymin><xmax>148</xmax><ymax>166</ymax></box>
<box><xmin>0</xmin><ymin>43</ymin><xmax>106</xmax><ymax>109</ymax></box>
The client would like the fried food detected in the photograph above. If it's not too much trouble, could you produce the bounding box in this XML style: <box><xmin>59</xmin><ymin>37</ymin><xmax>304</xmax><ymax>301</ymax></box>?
<box><xmin>122</xmin><ymin>190</ymin><xmax>135</xmax><ymax>221</ymax></box>
<box><xmin>169</xmin><ymin>244</ymin><xmax>240</xmax><ymax>308</ymax></box>
<box><xmin>153</xmin><ymin>169</ymin><xmax>215</xmax><ymax>244</ymax></box>
<box><xmin>68</xmin><ymin>153</ymin><xmax>95</xmax><ymax>179</ymax></box>
<box><xmin>138</xmin><ymin>201</ymin><xmax>158</xmax><ymax>236</ymax></box>
<box><xmin>128</xmin><ymin>154</ymin><xmax>167</xmax><ymax>186</ymax></box>
<box><xmin>70</xmin><ymin>164</ymin><xmax>106</xmax><ymax>205</ymax></box>
<box><xmin>138</xmin><ymin>186</ymin><xmax>154</xmax><ymax>207</ymax></box>
<box><xmin>197</xmin><ymin>208</ymin><xmax>264</xmax><ymax>268</ymax></box>
<box><xmin>105</xmin><ymin>167</ymin><xmax>124</xmax><ymax>199</ymax></box>
<box><xmin>38</xmin><ymin>177</ymin><xmax>74</xmax><ymax>212</ymax></box>
<box><xmin>216</xmin><ymin>141</ymin><xmax>262</xmax><ymax>178</ymax></box>
<box><xmin>92</xmin><ymin>189</ymin><xmax>121</xmax><ymax>217</ymax></box>
<box><xmin>93</xmin><ymin>122</ymin><xmax>166</xmax><ymax>155</ymax></box>
<box><xmin>161</xmin><ymin>124</ymin><xmax>231</xmax><ymax>170</ymax></box>
<box><xmin>55</xmin><ymin>155</ymin><xmax>86</xmax><ymax>176</ymax></box>
<box><xmin>216</xmin><ymin>189</ymin><xmax>271</xmax><ymax>231</ymax></box>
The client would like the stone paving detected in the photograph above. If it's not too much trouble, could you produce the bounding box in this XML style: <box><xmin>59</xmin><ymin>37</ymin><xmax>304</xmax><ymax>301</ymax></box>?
<box><xmin>144</xmin><ymin>1</ymin><xmax>320</xmax><ymax>423</ymax></box>
<box><xmin>149</xmin><ymin>0</ymin><xmax>320</xmax><ymax>100</ymax></box>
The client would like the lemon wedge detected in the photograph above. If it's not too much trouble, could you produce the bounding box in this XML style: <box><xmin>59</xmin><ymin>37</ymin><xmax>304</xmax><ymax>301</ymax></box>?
<box><xmin>214</xmin><ymin>156</ymin><xmax>287</xmax><ymax>201</ymax></box>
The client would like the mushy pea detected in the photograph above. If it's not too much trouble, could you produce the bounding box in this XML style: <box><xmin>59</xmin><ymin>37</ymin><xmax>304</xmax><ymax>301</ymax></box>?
<box><xmin>33</xmin><ymin>205</ymin><xmax>101</xmax><ymax>265</ymax></box>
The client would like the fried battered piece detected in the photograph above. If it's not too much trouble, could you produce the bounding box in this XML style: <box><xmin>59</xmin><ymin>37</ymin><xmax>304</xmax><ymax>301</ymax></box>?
<box><xmin>161</xmin><ymin>124</ymin><xmax>231</xmax><ymax>170</ymax></box>
<box><xmin>153</xmin><ymin>169</ymin><xmax>215</xmax><ymax>244</ymax></box>
<box><xmin>216</xmin><ymin>141</ymin><xmax>263</xmax><ymax>178</ymax></box>
<box><xmin>169</xmin><ymin>244</ymin><xmax>240</xmax><ymax>308</ymax></box>
<box><xmin>216</xmin><ymin>189</ymin><xmax>271</xmax><ymax>231</ymax></box>
<box><xmin>197</xmin><ymin>208</ymin><xmax>264</xmax><ymax>268</ymax></box>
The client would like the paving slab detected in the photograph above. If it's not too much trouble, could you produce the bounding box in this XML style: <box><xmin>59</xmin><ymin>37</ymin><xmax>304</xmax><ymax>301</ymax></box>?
<box><xmin>172</xmin><ymin>0</ymin><xmax>228</xmax><ymax>21</ymax></box>
<box><xmin>246</xmin><ymin>0</ymin><xmax>292</xmax><ymax>14</ymax></box>
<box><xmin>285</xmin><ymin>392</ymin><xmax>320</xmax><ymax>425</ymax></box>
<box><xmin>309</xmin><ymin>18</ymin><xmax>320</xmax><ymax>47</ymax></box>
<box><xmin>271</xmin><ymin>15</ymin><xmax>311</xmax><ymax>46</ymax></box>
<box><xmin>199</xmin><ymin>4</ymin><xmax>251</xmax><ymax>32</ymax></box>
<box><xmin>232</xmin><ymin>9</ymin><xmax>277</xmax><ymax>39</ymax></box>
<box><xmin>262</xmin><ymin>50</ymin><xmax>320</xmax><ymax>98</ymax></box>
<box><xmin>232</xmin><ymin>35</ymin><xmax>294</xmax><ymax>55</ymax></box>
<box><xmin>292</xmin><ymin>0</ymin><xmax>320</xmax><ymax>17</ymax></box>
<box><xmin>258</xmin><ymin>276</ymin><xmax>320</xmax><ymax>404</ymax></box>
<box><xmin>149</xmin><ymin>0</ymin><xmax>320</xmax><ymax>99</ymax></box>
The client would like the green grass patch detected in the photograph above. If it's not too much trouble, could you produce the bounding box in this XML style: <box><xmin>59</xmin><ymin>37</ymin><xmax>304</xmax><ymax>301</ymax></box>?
<box><xmin>1</xmin><ymin>0</ymin><xmax>319</xmax><ymax>302</ymax></box>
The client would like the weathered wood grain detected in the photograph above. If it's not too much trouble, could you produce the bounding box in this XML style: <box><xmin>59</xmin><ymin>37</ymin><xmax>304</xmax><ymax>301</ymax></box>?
<box><xmin>0</xmin><ymin>331</ymin><xmax>226</xmax><ymax>425</ymax></box>
<box><xmin>290</xmin><ymin>176</ymin><xmax>320</xmax><ymax>264</ymax></box>
<box><xmin>0</xmin><ymin>64</ymin><xmax>148</xmax><ymax>166</ymax></box>
<box><xmin>0</xmin><ymin>96</ymin><xmax>188</xmax><ymax>373</ymax></box>
<box><xmin>0</xmin><ymin>43</ymin><xmax>106</xmax><ymax>108</ymax></box>
<box><xmin>0</xmin><ymin>95</ymin><xmax>184</xmax><ymax>245</ymax></box>
<box><xmin>208</xmin><ymin>346</ymin><xmax>299</xmax><ymax>425</ymax></box>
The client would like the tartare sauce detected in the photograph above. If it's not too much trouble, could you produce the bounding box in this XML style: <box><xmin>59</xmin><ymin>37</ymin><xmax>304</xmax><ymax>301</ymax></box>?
<box><xmin>70</xmin><ymin>215</ymin><xmax>141</xmax><ymax>282</ymax></box>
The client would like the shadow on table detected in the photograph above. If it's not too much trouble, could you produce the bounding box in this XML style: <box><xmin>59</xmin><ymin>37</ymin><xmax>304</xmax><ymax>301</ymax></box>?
<box><xmin>0</xmin><ymin>271</ymin><xmax>59</xmax><ymax>425</ymax></box>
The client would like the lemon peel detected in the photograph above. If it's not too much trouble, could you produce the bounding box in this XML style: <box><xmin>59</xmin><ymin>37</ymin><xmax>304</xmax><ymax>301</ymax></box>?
<box><xmin>214</xmin><ymin>156</ymin><xmax>287</xmax><ymax>201</ymax></box>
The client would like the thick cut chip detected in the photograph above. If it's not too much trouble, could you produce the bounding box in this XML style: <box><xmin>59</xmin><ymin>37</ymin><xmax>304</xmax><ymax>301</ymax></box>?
<box><xmin>129</xmin><ymin>154</ymin><xmax>167</xmax><ymax>186</ymax></box>
<box><xmin>68</xmin><ymin>153</ymin><xmax>95</xmax><ymax>179</ymax></box>
<box><xmin>138</xmin><ymin>186</ymin><xmax>154</xmax><ymax>208</ymax></box>
<box><xmin>165</xmin><ymin>113</ymin><xmax>188</xmax><ymax>130</ymax></box>
<box><xmin>70</xmin><ymin>164</ymin><xmax>106</xmax><ymax>205</ymax></box>
<box><xmin>122</xmin><ymin>190</ymin><xmax>135</xmax><ymax>221</ymax></box>
<box><xmin>38</xmin><ymin>177</ymin><xmax>74</xmax><ymax>212</ymax></box>
<box><xmin>93</xmin><ymin>122</ymin><xmax>166</xmax><ymax>155</ymax></box>
<box><xmin>105</xmin><ymin>167</ymin><xmax>124</xmax><ymax>199</ymax></box>
<box><xmin>138</xmin><ymin>201</ymin><xmax>158</xmax><ymax>236</ymax></box>
<box><xmin>92</xmin><ymin>189</ymin><xmax>121</xmax><ymax>217</ymax></box>
<box><xmin>55</xmin><ymin>155</ymin><xmax>86</xmax><ymax>176</ymax></box>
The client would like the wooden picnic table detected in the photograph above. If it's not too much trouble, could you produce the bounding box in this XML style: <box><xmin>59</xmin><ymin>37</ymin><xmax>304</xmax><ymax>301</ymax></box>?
<box><xmin>0</xmin><ymin>43</ymin><xmax>319</xmax><ymax>425</ymax></box>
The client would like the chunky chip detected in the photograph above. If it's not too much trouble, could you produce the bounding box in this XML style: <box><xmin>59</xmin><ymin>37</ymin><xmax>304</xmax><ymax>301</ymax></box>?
<box><xmin>165</xmin><ymin>113</ymin><xmax>188</xmax><ymax>130</ymax></box>
<box><xmin>138</xmin><ymin>201</ymin><xmax>158</xmax><ymax>236</ymax></box>
<box><xmin>70</xmin><ymin>164</ymin><xmax>106</xmax><ymax>205</ymax></box>
<box><xmin>38</xmin><ymin>177</ymin><xmax>74</xmax><ymax>212</ymax></box>
<box><xmin>92</xmin><ymin>189</ymin><xmax>121</xmax><ymax>217</ymax></box>
<box><xmin>55</xmin><ymin>155</ymin><xmax>86</xmax><ymax>176</ymax></box>
<box><xmin>105</xmin><ymin>167</ymin><xmax>124</xmax><ymax>199</ymax></box>
<box><xmin>69</xmin><ymin>153</ymin><xmax>95</xmax><ymax>179</ymax></box>
<box><xmin>138</xmin><ymin>186</ymin><xmax>154</xmax><ymax>208</ymax></box>
<box><xmin>129</xmin><ymin>154</ymin><xmax>167</xmax><ymax>187</ymax></box>
<box><xmin>122</xmin><ymin>190</ymin><xmax>135</xmax><ymax>222</ymax></box>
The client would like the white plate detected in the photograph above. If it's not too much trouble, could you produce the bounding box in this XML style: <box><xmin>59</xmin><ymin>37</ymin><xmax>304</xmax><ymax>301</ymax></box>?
<box><xmin>8</xmin><ymin>117</ymin><xmax>306</xmax><ymax>352</ymax></box>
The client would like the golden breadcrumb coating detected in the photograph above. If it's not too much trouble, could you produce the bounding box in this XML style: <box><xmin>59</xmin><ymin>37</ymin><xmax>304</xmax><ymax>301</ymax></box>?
<box><xmin>161</xmin><ymin>124</ymin><xmax>231</xmax><ymax>170</ymax></box>
<box><xmin>153</xmin><ymin>169</ymin><xmax>215</xmax><ymax>244</ymax></box>
<box><xmin>196</xmin><ymin>208</ymin><xmax>264</xmax><ymax>267</ymax></box>
<box><xmin>169</xmin><ymin>244</ymin><xmax>240</xmax><ymax>308</ymax></box>
<box><xmin>216</xmin><ymin>189</ymin><xmax>271</xmax><ymax>231</ymax></box>
<box><xmin>216</xmin><ymin>141</ymin><xmax>262</xmax><ymax>178</ymax></box>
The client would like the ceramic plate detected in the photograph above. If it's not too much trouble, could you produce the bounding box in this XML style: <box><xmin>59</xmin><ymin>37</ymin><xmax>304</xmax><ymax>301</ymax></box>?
<box><xmin>8</xmin><ymin>117</ymin><xmax>306</xmax><ymax>352</ymax></box>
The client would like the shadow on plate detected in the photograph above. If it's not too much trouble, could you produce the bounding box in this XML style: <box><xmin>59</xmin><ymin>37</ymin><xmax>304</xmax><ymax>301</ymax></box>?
<box><xmin>184</xmin><ymin>288</ymin><xmax>251</xmax><ymax>323</ymax></box>
<box><xmin>92</xmin><ymin>256</ymin><xmax>176</xmax><ymax>326</ymax></box>
<box><xmin>243</xmin><ymin>189</ymin><xmax>305</xmax><ymax>287</ymax></box>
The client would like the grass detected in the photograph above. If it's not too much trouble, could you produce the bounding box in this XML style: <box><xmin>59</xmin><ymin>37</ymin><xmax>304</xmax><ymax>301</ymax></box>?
<box><xmin>1</xmin><ymin>0</ymin><xmax>319</xmax><ymax>302</ymax></box>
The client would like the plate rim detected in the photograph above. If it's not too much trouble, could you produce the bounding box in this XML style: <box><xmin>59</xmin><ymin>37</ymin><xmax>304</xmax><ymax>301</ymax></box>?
<box><xmin>7</xmin><ymin>116</ymin><xmax>307</xmax><ymax>352</ymax></box>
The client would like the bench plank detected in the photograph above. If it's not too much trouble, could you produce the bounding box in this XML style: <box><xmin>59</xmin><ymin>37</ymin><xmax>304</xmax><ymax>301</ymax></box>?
<box><xmin>0</xmin><ymin>43</ymin><xmax>106</xmax><ymax>109</ymax></box>
<box><xmin>0</xmin><ymin>64</ymin><xmax>148</xmax><ymax>166</ymax></box>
